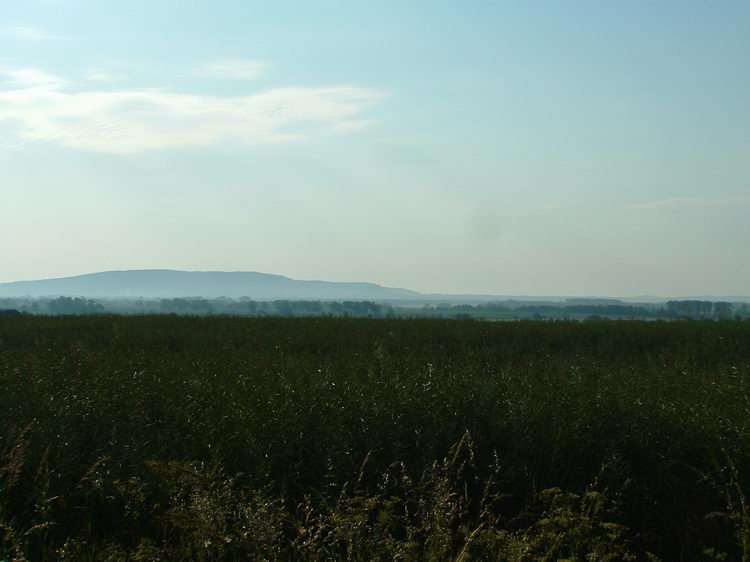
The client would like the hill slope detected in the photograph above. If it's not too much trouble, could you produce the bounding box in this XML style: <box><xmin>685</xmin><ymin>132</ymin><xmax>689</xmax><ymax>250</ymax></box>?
<box><xmin>0</xmin><ymin>270</ymin><xmax>422</xmax><ymax>300</ymax></box>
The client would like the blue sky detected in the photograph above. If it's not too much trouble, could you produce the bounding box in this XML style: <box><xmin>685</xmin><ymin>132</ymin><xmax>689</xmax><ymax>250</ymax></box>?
<box><xmin>1</xmin><ymin>1</ymin><xmax>749</xmax><ymax>296</ymax></box>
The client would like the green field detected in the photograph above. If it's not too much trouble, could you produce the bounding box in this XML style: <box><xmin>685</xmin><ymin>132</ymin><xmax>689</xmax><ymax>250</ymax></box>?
<box><xmin>1</xmin><ymin>316</ymin><xmax>750</xmax><ymax>560</ymax></box>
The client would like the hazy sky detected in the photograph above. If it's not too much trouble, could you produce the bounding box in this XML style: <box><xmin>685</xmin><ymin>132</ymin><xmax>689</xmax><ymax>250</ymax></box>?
<box><xmin>1</xmin><ymin>1</ymin><xmax>749</xmax><ymax>296</ymax></box>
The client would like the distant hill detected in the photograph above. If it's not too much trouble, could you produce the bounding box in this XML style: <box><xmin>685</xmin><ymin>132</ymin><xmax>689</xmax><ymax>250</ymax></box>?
<box><xmin>2</xmin><ymin>270</ymin><xmax>749</xmax><ymax>304</ymax></box>
<box><xmin>0</xmin><ymin>270</ymin><xmax>422</xmax><ymax>300</ymax></box>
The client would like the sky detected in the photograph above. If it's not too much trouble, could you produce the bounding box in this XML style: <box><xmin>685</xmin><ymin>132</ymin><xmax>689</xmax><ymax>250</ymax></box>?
<box><xmin>1</xmin><ymin>0</ymin><xmax>749</xmax><ymax>297</ymax></box>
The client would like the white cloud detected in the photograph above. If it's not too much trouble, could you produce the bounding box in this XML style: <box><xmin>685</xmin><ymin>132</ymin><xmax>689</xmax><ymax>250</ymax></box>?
<box><xmin>626</xmin><ymin>196</ymin><xmax>750</xmax><ymax>209</ymax></box>
<box><xmin>194</xmin><ymin>59</ymin><xmax>270</xmax><ymax>80</ymax></box>
<box><xmin>0</xmin><ymin>71</ymin><xmax>386</xmax><ymax>153</ymax></box>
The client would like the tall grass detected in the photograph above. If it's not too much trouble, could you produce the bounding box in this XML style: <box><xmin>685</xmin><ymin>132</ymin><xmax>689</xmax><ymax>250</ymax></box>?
<box><xmin>1</xmin><ymin>316</ymin><xmax>750</xmax><ymax>560</ymax></box>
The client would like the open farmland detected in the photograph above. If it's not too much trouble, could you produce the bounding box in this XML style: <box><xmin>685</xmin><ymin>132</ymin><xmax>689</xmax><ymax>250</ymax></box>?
<box><xmin>2</xmin><ymin>316</ymin><xmax>750</xmax><ymax>560</ymax></box>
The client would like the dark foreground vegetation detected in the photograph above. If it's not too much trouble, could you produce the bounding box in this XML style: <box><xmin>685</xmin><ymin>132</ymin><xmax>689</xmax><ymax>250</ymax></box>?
<box><xmin>1</xmin><ymin>316</ymin><xmax>750</xmax><ymax>560</ymax></box>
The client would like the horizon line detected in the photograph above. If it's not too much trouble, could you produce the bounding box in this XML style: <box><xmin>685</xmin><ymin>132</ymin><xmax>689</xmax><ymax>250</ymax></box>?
<box><xmin>1</xmin><ymin>269</ymin><xmax>749</xmax><ymax>302</ymax></box>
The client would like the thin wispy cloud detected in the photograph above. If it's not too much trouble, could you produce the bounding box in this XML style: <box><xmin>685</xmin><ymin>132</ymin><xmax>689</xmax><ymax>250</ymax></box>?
<box><xmin>626</xmin><ymin>196</ymin><xmax>750</xmax><ymax>209</ymax></box>
<box><xmin>332</xmin><ymin>119</ymin><xmax>376</xmax><ymax>132</ymax></box>
<box><xmin>0</xmin><ymin>141</ymin><xmax>27</xmax><ymax>156</ymax></box>
<box><xmin>193</xmin><ymin>59</ymin><xmax>270</xmax><ymax>80</ymax></box>
<box><xmin>84</xmin><ymin>69</ymin><xmax>125</xmax><ymax>83</ymax></box>
<box><xmin>7</xmin><ymin>26</ymin><xmax>68</xmax><ymax>40</ymax></box>
<box><xmin>2</xmin><ymin>68</ymin><xmax>68</xmax><ymax>90</ymax></box>
<box><xmin>0</xmin><ymin>69</ymin><xmax>386</xmax><ymax>154</ymax></box>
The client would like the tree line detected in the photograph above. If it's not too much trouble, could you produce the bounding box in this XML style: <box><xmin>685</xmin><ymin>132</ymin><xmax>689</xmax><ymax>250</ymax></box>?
<box><xmin>1</xmin><ymin>297</ymin><xmax>749</xmax><ymax>320</ymax></box>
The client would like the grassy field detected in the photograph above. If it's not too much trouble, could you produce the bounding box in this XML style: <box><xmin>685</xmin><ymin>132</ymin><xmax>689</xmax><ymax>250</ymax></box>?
<box><xmin>1</xmin><ymin>316</ymin><xmax>750</xmax><ymax>560</ymax></box>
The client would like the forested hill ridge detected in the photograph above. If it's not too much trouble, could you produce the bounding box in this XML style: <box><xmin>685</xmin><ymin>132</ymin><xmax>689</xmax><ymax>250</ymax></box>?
<box><xmin>0</xmin><ymin>270</ymin><xmax>422</xmax><ymax>300</ymax></box>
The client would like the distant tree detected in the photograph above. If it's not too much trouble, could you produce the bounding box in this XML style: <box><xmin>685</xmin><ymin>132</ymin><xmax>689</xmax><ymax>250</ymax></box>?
<box><xmin>478</xmin><ymin>302</ymin><xmax>511</xmax><ymax>314</ymax></box>
<box><xmin>0</xmin><ymin>309</ymin><xmax>22</xmax><ymax>316</ymax></box>
<box><xmin>297</xmin><ymin>301</ymin><xmax>323</xmax><ymax>315</ymax></box>
<box><xmin>160</xmin><ymin>298</ymin><xmax>190</xmax><ymax>313</ymax></box>
<box><xmin>340</xmin><ymin>301</ymin><xmax>383</xmax><ymax>317</ymax></box>
<box><xmin>713</xmin><ymin>301</ymin><xmax>733</xmax><ymax>319</ymax></box>
<box><xmin>47</xmin><ymin>297</ymin><xmax>104</xmax><ymax>315</ymax></box>
<box><xmin>567</xmin><ymin>304</ymin><xmax>652</xmax><ymax>318</ymax></box>
<box><xmin>189</xmin><ymin>299</ymin><xmax>214</xmax><ymax>315</ymax></box>
<box><xmin>274</xmin><ymin>300</ymin><xmax>293</xmax><ymax>317</ymax></box>
<box><xmin>667</xmin><ymin>300</ymin><xmax>713</xmax><ymax>318</ymax></box>
<box><xmin>585</xmin><ymin>315</ymin><xmax>606</xmax><ymax>321</ymax></box>
<box><xmin>329</xmin><ymin>302</ymin><xmax>343</xmax><ymax>315</ymax></box>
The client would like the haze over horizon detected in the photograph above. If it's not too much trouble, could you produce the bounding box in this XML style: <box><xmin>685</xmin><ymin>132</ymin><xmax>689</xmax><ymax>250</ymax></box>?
<box><xmin>2</xmin><ymin>268</ymin><xmax>750</xmax><ymax>302</ymax></box>
<box><xmin>2</xmin><ymin>1</ymin><xmax>749</xmax><ymax>296</ymax></box>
